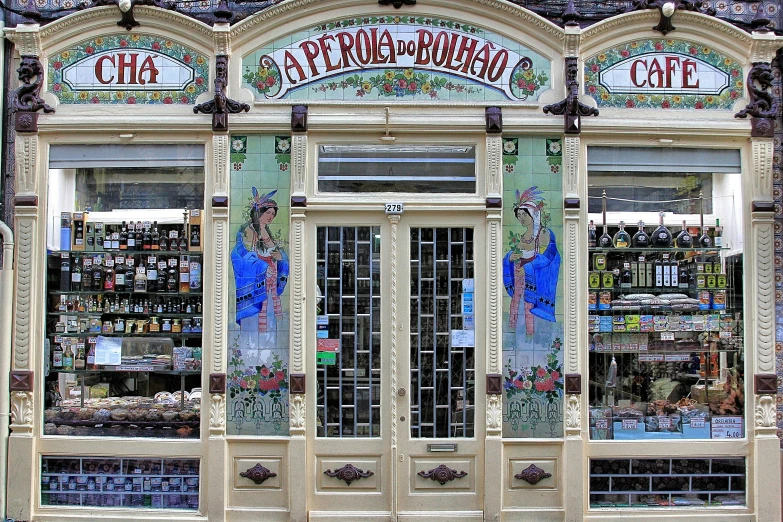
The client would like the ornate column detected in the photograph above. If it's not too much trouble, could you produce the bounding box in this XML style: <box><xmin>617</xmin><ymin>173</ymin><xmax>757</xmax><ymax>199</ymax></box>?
<box><xmin>388</xmin><ymin>213</ymin><xmax>400</xmax><ymax>519</ymax></box>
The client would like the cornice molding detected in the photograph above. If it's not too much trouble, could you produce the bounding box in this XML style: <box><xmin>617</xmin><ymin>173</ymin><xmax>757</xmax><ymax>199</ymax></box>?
<box><xmin>467</xmin><ymin>0</ymin><xmax>564</xmax><ymax>41</ymax></box>
<box><xmin>6</xmin><ymin>24</ymin><xmax>42</xmax><ymax>56</ymax></box>
<box><xmin>231</xmin><ymin>0</ymin><xmax>325</xmax><ymax>38</ymax></box>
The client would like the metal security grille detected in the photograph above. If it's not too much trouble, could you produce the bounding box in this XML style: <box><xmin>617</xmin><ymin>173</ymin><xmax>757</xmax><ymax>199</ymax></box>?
<box><xmin>316</xmin><ymin>226</ymin><xmax>382</xmax><ymax>437</ymax></box>
<box><xmin>410</xmin><ymin>228</ymin><xmax>475</xmax><ymax>438</ymax></box>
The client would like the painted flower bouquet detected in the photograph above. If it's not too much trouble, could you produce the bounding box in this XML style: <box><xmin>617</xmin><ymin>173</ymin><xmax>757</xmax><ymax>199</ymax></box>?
<box><xmin>504</xmin><ymin>337</ymin><xmax>563</xmax><ymax>404</ymax></box>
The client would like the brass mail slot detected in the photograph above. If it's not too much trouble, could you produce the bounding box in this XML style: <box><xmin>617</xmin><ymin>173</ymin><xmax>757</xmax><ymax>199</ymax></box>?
<box><xmin>428</xmin><ymin>444</ymin><xmax>457</xmax><ymax>452</ymax></box>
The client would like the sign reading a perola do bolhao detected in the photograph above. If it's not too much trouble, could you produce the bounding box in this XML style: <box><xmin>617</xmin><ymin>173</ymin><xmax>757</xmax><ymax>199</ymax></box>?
<box><xmin>242</xmin><ymin>15</ymin><xmax>552</xmax><ymax>102</ymax></box>
<box><xmin>48</xmin><ymin>35</ymin><xmax>210</xmax><ymax>105</ymax></box>
<box><xmin>584</xmin><ymin>39</ymin><xmax>744</xmax><ymax>110</ymax></box>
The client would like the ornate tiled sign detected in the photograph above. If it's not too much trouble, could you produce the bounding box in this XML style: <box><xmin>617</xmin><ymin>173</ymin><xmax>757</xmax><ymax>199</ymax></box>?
<box><xmin>48</xmin><ymin>34</ymin><xmax>209</xmax><ymax>104</ymax></box>
<box><xmin>242</xmin><ymin>16</ymin><xmax>551</xmax><ymax>102</ymax></box>
<box><xmin>584</xmin><ymin>40</ymin><xmax>744</xmax><ymax>109</ymax></box>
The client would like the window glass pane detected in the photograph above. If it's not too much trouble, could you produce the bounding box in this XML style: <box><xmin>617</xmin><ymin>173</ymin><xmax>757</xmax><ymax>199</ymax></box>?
<box><xmin>318</xmin><ymin>144</ymin><xmax>476</xmax><ymax>193</ymax></box>
<box><xmin>587</xmin><ymin>146</ymin><xmax>744</xmax><ymax>442</ymax></box>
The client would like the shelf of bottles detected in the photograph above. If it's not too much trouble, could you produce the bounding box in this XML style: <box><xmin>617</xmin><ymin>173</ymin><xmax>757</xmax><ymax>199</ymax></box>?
<box><xmin>41</xmin><ymin>456</ymin><xmax>200</xmax><ymax>510</ymax></box>
<box><xmin>45</xmin><ymin>213</ymin><xmax>203</xmax><ymax>438</ymax></box>
<box><xmin>587</xmin><ymin>193</ymin><xmax>743</xmax><ymax>441</ymax></box>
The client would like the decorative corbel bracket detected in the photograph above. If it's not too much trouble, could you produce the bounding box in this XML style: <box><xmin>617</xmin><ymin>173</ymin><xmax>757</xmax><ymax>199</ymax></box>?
<box><xmin>624</xmin><ymin>0</ymin><xmax>714</xmax><ymax>35</ymax></box>
<box><xmin>194</xmin><ymin>55</ymin><xmax>250</xmax><ymax>132</ymax></box>
<box><xmin>543</xmin><ymin>57</ymin><xmax>598</xmax><ymax>134</ymax></box>
<box><xmin>514</xmin><ymin>464</ymin><xmax>552</xmax><ymax>485</ymax></box>
<box><xmin>378</xmin><ymin>0</ymin><xmax>415</xmax><ymax>8</ymax></box>
<box><xmin>324</xmin><ymin>464</ymin><xmax>374</xmax><ymax>485</ymax></box>
<box><xmin>735</xmin><ymin>62</ymin><xmax>776</xmax><ymax>137</ymax></box>
<box><xmin>13</xmin><ymin>55</ymin><xmax>54</xmax><ymax>133</ymax></box>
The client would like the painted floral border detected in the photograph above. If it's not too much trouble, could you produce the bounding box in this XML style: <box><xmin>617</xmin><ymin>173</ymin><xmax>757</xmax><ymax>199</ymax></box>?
<box><xmin>48</xmin><ymin>34</ymin><xmax>209</xmax><ymax>105</ymax></box>
<box><xmin>584</xmin><ymin>39</ymin><xmax>743</xmax><ymax>110</ymax></box>
<box><xmin>504</xmin><ymin>337</ymin><xmax>564</xmax><ymax>404</ymax></box>
<box><xmin>312</xmin><ymin>15</ymin><xmax>485</xmax><ymax>36</ymax></box>
<box><xmin>503</xmin><ymin>137</ymin><xmax>562</xmax><ymax>173</ymax></box>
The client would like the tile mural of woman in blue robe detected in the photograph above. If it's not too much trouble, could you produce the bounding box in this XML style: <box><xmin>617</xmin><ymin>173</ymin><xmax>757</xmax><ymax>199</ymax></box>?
<box><xmin>503</xmin><ymin>186</ymin><xmax>560</xmax><ymax>337</ymax></box>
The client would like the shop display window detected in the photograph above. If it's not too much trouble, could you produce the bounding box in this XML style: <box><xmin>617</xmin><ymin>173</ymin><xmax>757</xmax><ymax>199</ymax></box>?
<box><xmin>41</xmin><ymin>456</ymin><xmax>200</xmax><ymax>509</ymax></box>
<box><xmin>317</xmin><ymin>144</ymin><xmax>477</xmax><ymax>193</ymax></box>
<box><xmin>586</xmin><ymin>147</ymin><xmax>744</xmax><ymax>441</ymax></box>
<box><xmin>44</xmin><ymin>145</ymin><xmax>205</xmax><ymax>439</ymax></box>
<box><xmin>589</xmin><ymin>457</ymin><xmax>745</xmax><ymax>508</ymax></box>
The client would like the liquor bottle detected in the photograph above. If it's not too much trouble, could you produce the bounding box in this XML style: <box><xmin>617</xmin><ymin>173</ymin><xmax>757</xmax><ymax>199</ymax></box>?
<box><xmin>679</xmin><ymin>263</ymin><xmax>690</xmax><ymax>289</ymax></box>
<box><xmin>74</xmin><ymin>343</ymin><xmax>86</xmax><ymax>370</ymax></box>
<box><xmin>671</xmin><ymin>260</ymin><xmax>679</xmax><ymax>287</ymax></box>
<box><xmin>60</xmin><ymin>253</ymin><xmax>71</xmax><ymax>292</ymax></box>
<box><xmin>134</xmin><ymin>266</ymin><xmax>148</xmax><ymax>293</ymax></box>
<box><xmin>674</xmin><ymin>220</ymin><xmax>693</xmax><ymax>249</ymax></box>
<box><xmin>75</xmin><ymin>220</ymin><xmax>84</xmax><ymax>248</ymax></box>
<box><xmin>588</xmin><ymin>220</ymin><xmax>597</xmax><ymax>248</ymax></box>
<box><xmin>70</xmin><ymin>256</ymin><xmax>82</xmax><ymax>292</ymax></box>
<box><xmin>104</xmin><ymin>226</ymin><xmax>113</xmax><ymax>250</ymax></box>
<box><xmin>159</xmin><ymin>227</ymin><xmax>169</xmax><ymax>251</ymax></box>
<box><xmin>621</xmin><ymin>262</ymin><xmax>632</xmax><ymax>289</ymax></box>
<box><xmin>612</xmin><ymin>221</ymin><xmax>631</xmax><ymax>248</ymax></box>
<box><xmin>95</xmin><ymin>226</ymin><xmax>104</xmax><ymax>251</ymax></box>
<box><xmin>654</xmin><ymin>256</ymin><xmax>663</xmax><ymax>287</ymax></box>
<box><xmin>127</xmin><ymin>221</ymin><xmax>136</xmax><ymax>251</ymax></box>
<box><xmin>167</xmin><ymin>258</ymin><xmax>178</xmax><ymax>293</ymax></box>
<box><xmin>179</xmin><ymin>256</ymin><xmax>190</xmax><ymax>293</ymax></box>
<box><xmin>146</xmin><ymin>256</ymin><xmax>158</xmax><ymax>293</ymax></box>
<box><xmin>143</xmin><ymin>224</ymin><xmax>152</xmax><ymax>251</ymax></box>
<box><xmin>92</xmin><ymin>257</ymin><xmax>104</xmax><ymax>291</ymax></box>
<box><xmin>119</xmin><ymin>222</ymin><xmax>128</xmax><ymax>251</ymax></box>
<box><xmin>662</xmin><ymin>253</ymin><xmax>671</xmax><ymax>287</ymax></box>
<box><xmin>125</xmin><ymin>257</ymin><xmax>136</xmax><ymax>291</ymax></box>
<box><xmin>151</xmin><ymin>222</ymin><xmax>160</xmax><ymax>251</ymax></box>
<box><xmin>86</xmin><ymin>341</ymin><xmax>96</xmax><ymax>370</ymax></box>
<box><xmin>53</xmin><ymin>343</ymin><xmax>63</xmax><ymax>369</ymax></box>
<box><xmin>169</xmin><ymin>228</ymin><xmax>178</xmax><ymax>252</ymax></box>
<box><xmin>598</xmin><ymin>190</ymin><xmax>613</xmax><ymax>248</ymax></box>
<box><xmin>178</xmin><ymin>228</ymin><xmax>188</xmax><ymax>252</ymax></box>
<box><xmin>82</xmin><ymin>258</ymin><xmax>93</xmax><ymax>291</ymax></box>
<box><xmin>189</xmin><ymin>257</ymin><xmax>201</xmax><ymax>290</ymax></box>
<box><xmin>63</xmin><ymin>343</ymin><xmax>74</xmax><ymax>371</ymax></box>
<box><xmin>157</xmin><ymin>259</ymin><xmax>167</xmax><ymax>292</ymax></box>
<box><xmin>190</xmin><ymin>224</ymin><xmax>200</xmax><ymax>250</ymax></box>
<box><xmin>111</xmin><ymin>225</ymin><xmax>120</xmax><ymax>250</ymax></box>
<box><xmin>698</xmin><ymin>191</ymin><xmax>712</xmax><ymax>248</ymax></box>
<box><xmin>651</xmin><ymin>212</ymin><xmax>672</xmax><ymax>248</ymax></box>
<box><xmin>631</xmin><ymin>221</ymin><xmax>650</xmax><ymax>248</ymax></box>
<box><xmin>714</xmin><ymin>218</ymin><xmax>723</xmax><ymax>247</ymax></box>
<box><xmin>114</xmin><ymin>256</ymin><xmax>126</xmax><ymax>292</ymax></box>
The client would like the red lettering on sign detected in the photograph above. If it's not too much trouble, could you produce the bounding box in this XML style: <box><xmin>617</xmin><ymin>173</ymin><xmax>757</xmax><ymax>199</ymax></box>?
<box><xmin>488</xmin><ymin>49</ymin><xmax>508</xmax><ymax>82</ymax></box>
<box><xmin>116</xmin><ymin>53</ymin><xmax>138</xmax><ymax>85</ymax></box>
<box><xmin>300</xmin><ymin>41</ymin><xmax>321</xmax><ymax>77</ymax></box>
<box><xmin>470</xmin><ymin>43</ymin><xmax>492</xmax><ymax>79</ymax></box>
<box><xmin>631</xmin><ymin>59</ymin><xmax>647</xmax><ymax>87</ymax></box>
<box><xmin>318</xmin><ymin>34</ymin><xmax>340</xmax><ymax>73</ymax></box>
<box><xmin>356</xmin><ymin>29</ymin><xmax>371</xmax><ymax>65</ymax></box>
<box><xmin>377</xmin><ymin>29</ymin><xmax>396</xmax><ymax>64</ymax></box>
<box><xmin>665</xmin><ymin>56</ymin><xmax>680</xmax><ymax>88</ymax></box>
<box><xmin>454</xmin><ymin>35</ymin><xmax>478</xmax><ymax>74</ymax></box>
<box><xmin>138</xmin><ymin>56</ymin><xmax>159</xmax><ymax>85</ymax></box>
<box><xmin>432</xmin><ymin>31</ymin><xmax>449</xmax><ymax>67</ymax></box>
<box><xmin>337</xmin><ymin>32</ymin><xmax>359</xmax><ymax>69</ymax></box>
<box><xmin>283</xmin><ymin>51</ymin><xmax>306</xmax><ymax>84</ymax></box>
<box><xmin>647</xmin><ymin>58</ymin><xmax>664</xmax><ymax>88</ymax></box>
<box><xmin>682</xmin><ymin>59</ymin><xmax>700</xmax><ymax>88</ymax></box>
<box><xmin>95</xmin><ymin>55</ymin><xmax>115</xmax><ymax>84</ymax></box>
<box><xmin>415</xmin><ymin>29</ymin><xmax>433</xmax><ymax>65</ymax></box>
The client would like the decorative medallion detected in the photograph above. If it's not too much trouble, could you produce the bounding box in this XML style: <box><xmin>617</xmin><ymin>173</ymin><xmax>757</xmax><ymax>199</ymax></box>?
<box><xmin>242</xmin><ymin>16</ymin><xmax>551</xmax><ymax>102</ymax></box>
<box><xmin>417</xmin><ymin>464</ymin><xmax>468</xmax><ymax>485</ymax></box>
<box><xmin>239</xmin><ymin>463</ymin><xmax>277</xmax><ymax>485</ymax></box>
<box><xmin>514</xmin><ymin>464</ymin><xmax>552</xmax><ymax>485</ymax></box>
<box><xmin>584</xmin><ymin>39</ymin><xmax>743</xmax><ymax>110</ymax></box>
<box><xmin>48</xmin><ymin>34</ymin><xmax>209</xmax><ymax>104</ymax></box>
<box><xmin>323</xmin><ymin>463</ymin><xmax>374</xmax><ymax>485</ymax></box>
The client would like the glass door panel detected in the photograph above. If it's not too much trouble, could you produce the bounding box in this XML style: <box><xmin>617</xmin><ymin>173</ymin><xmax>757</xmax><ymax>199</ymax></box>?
<box><xmin>316</xmin><ymin>226</ymin><xmax>382</xmax><ymax>438</ymax></box>
<box><xmin>409</xmin><ymin>227</ymin><xmax>475</xmax><ymax>439</ymax></box>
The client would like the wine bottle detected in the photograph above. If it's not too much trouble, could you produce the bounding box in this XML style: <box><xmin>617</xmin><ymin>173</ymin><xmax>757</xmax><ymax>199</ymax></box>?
<box><xmin>159</xmin><ymin>227</ymin><xmax>169</xmax><ymax>251</ymax></box>
<box><xmin>53</xmin><ymin>343</ymin><xmax>63</xmax><ymax>369</ymax></box>
<box><xmin>167</xmin><ymin>257</ymin><xmax>178</xmax><ymax>293</ymax></box>
<box><xmin>125</xmin><ymin>256</ymin><xmax>135</xmax><ymax>291</ymax></box>
<box><xmin>651</xmin><ymin>212</ymin><xmax>672</xmax><ymax>248</ymax></box>
<box><xmin>698</xmin><ymin>191</ymin><xmax>712</xmax><ymax>248</ymax></box>
<box><xmin>119</xmin><ymin>222</ymin><xmax>128</xmax><ymax>251</ymax></box>
<box><xmin>82</xmin><ymin>258</ymin><xmax>93</xmax><ymax>291</ymax></box>
<box><xmin>146</xmin><ymin>256</ymin><xmax>158</xmax><ymax>293</ymax></box>
<box><xmin>179</xmin><ymin>256</ymin><xmax>190</xmax><ymax>293</ymax></box>
<box><xmin>63</xmin><ymin>343</ymin><xmax>74</xmax><ymax>371</ymax></box>
<box><xmin>621</xmin><ymin>261</ymin><xmax>632</xmax><ymax>289</ymax></box>
<box><xmin>654</xmin><ymin>256</ymin><xmax>663</xmax><ymax>287</ymax></box>
<box><xmin>714</xmin><ymin>218</ymin><xmax>723</xmax><ymax>247</ymax></box>
<box><xmin>598</xmin><ymin>190</ymin><xmax>613</xmax><ymax>248</ymax></box>
<box><xmin>60</xmin><ymin>253</ymin><xmax>71</xmax><ymax>292</ymax></box>
<box><xmin>127</xmin><ymin>221</ymin><xmax>136</xmax><ymax>250</ymax></box>
<box><xmin>70</xmin><ymin>256</ymin><xmax>82</xmax><ymax>292</ymax></box>
<box><xmin>151</xmin><ymin>222</ymin><xmax>160</xmax><ymax>251</ymax></box>
<box><xmin>674</xmin><ymin>220</ymin><xmax>693</xmax><ymax>248</ymax></box>
<box><xmin>588</xmin><ymin>220</ymin><xmax>597</xmax><ymax>248</ymax></box>
<box><xmin>134</xmin><ymin>265</ymin><xmax>148</xmax><ymax>293</ymax></box>
<box><xmin>631</xmin><ymin>221</ymin><xmax>650</xmax><ymax>248</ymax></box>
<box><xmin>612</xmin><ymin>221</ymin><xmax>631</xmax><ymax>248</ymax></box>
<box><xmin>143</xmin><ymin>224</ymin><xmax>152</xmax><ymax>251</ymax></box>
<box><xmin>86</xmin><ymin>342</ymin><xmax>96</xmax><ymax>370</ymax></box>
<box><xmin>114</xmin><ymin>256</ymin><xmax>125</xmax><ymax>292</ymax></box>
<box><xmin>74</xmin><ymin>343</ymin><xmax>86</xmax><ymax>370</ymax></box>
<box><xmin>92</xmin><ymin>257</ymin><xmax>104</xmax><ymax>291</ymax></box>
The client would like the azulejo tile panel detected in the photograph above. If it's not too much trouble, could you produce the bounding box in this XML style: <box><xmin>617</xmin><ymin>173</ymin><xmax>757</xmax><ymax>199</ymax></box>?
<box><xmin>241</xmin><ymin>15</ymin><xmax>551</xmax><ymax>103</ymax></box>
<box><xmin>584</xmin><ymin>39</ymin><xmax>743</xmax><ymax>110</ymax></box>
<box><xmin>48</xmin><ymin>34</ymin><xmax>209</xmax><ymax>105</ymax></box>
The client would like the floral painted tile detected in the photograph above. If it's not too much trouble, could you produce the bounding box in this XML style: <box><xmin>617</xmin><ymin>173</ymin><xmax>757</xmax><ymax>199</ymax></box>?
<box><xmin>47</xmin><ymin>34</ymin><xmax>209</xmax><ymax>105</ymax></box>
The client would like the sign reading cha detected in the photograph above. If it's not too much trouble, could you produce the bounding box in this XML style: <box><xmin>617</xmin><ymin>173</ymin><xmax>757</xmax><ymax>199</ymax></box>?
<box><xmin>61</xmin><ymin>50</ymin><xmax>196</xmax><ymax>91</ymax></box>
<box><xmin>258</xmin><ymin>25</ymin><xmax>538</xmax><ymax>100</ymax></box>
<box><xmin>599</xmin><ymin>53</ymin><xmax>730</xmax><ymax>95</ymax></box>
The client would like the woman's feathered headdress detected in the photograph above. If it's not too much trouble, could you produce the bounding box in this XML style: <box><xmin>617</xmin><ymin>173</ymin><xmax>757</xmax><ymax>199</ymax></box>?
<box><xmin>513</xmin><ymin>186</ymin><xmax>544</xmax><ymax>213</ymax></box>
<box><xmin>250</xmin><ymin>187</ymin><xmax>277</xmax><ymax>211</ymax></box>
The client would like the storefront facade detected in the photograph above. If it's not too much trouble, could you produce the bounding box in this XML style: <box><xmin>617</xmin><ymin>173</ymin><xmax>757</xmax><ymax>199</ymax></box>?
<box><xmin>3</xmin><ymin>0</ymin><xmax>783</xmax><ymax>520</ymax></box>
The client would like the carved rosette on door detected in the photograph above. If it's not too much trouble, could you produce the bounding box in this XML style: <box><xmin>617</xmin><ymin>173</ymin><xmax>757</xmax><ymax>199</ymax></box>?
<box><xmin>323</xmin><ymin>463</ymin><xmax>374</xmax><ymax>486</ymax></box>
<box><xmin>417</xmin><ymin>464</ymin><xmax>468</xmax><ymax>485</ymax></box>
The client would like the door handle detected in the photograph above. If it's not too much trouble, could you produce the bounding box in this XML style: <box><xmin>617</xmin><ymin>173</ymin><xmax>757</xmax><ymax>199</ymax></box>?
<box><xmin>397</xmin><ymin>388</ymin><xmax>406</xmax><ymax>396</ymax></box>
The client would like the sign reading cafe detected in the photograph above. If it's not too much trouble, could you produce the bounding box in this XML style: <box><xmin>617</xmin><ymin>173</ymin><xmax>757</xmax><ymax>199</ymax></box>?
<box><xmin>243</xmin><ymin>17</ymin><xmax>552</xmax><ymax>102</ymax></box>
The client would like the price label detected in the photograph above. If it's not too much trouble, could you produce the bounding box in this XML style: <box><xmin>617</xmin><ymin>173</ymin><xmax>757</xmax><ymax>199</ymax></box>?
<box><xmin>384</xmin><ymin>202</ymin><xmax>404</xmax><ymax>214</ymax></box>
<box><xmin>661</xmin><ymin>332</ymin><xmax>675</xmax><ymax>341</ymax></box>
<box><xmin>622</xmin><ymin>419</ymin><xmax>638</xmax><ymax>430</ymax></box>
<box><xmin>61</xmin><ymin>252</ymin><xmax>70</xmax><ymax>259</ymax></box>
<box><xmin>711</xmin><ymin>416</ymin><xmax>743</xmax><ymax>439</ymax></box>
<box><xmin>116</xmin><ymin>256</ymin><xmax>125</xmax><ymax>264</ymax></box>
<box><xmin>595</xmin><ymin>419</ymin><xmax>608</xmax><ymax>429</ymax></box>
<box><xmin>690</xmin><ymin>418</ymin><xmax>705</xmax><ymax>429</ymax></box>
<box><xmin>657</xmin><ymin>416</ymin><xmax>672</xmax><ymax>429</ymax></box>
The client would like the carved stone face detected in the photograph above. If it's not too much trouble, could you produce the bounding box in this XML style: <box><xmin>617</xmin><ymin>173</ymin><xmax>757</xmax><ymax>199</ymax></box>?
<box><xmin>565</xmin><ymin>58</ymin><xmax>578</xmax><ymax>83</ymax></box>
<box><xmin>17</xmin><ymin>56</ymin><xmax>41</xmax><ymax>84</ymax></box>
<box><xmin>215</xmin><ymin>56</ymin><xmax>228</xmax><ymax>80</ymax></box>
